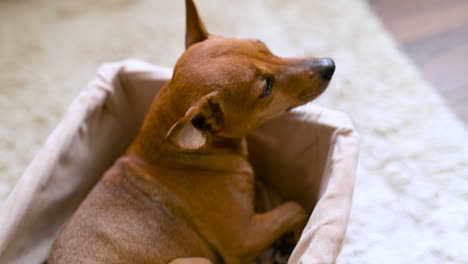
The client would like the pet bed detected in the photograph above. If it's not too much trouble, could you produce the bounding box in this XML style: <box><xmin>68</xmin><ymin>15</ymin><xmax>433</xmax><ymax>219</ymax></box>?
<box><xmin>0</xmin><ymin>60</ymin><xmax>360</xmax><ymax>264</ymax></box>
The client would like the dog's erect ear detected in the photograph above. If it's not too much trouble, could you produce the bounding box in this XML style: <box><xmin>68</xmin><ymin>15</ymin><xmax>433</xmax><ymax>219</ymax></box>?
<box><xmin>167</xmin><ymin>92</ymin><xmax>224</xmax><ymax>150</ymax></box>
<box><xmin>185</xmin><ymin>0</ymin><xmax>209</xmax><ymax>49</ymax></box>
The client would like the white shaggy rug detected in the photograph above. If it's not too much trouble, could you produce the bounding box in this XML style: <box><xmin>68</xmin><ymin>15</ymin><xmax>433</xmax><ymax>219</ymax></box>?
<box><xmin>1</xmin><ymin>0</ymin><xmax>467</xmax><ymax>263</ymax></box>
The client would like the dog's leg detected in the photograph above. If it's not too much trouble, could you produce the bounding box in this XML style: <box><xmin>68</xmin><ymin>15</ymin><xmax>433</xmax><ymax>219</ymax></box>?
<box><xmin>242</xmin><ymin>201</ymin><xmax>308</xmax><ymax>261</ymax></box>
<box><xmin>169</xmin><ymin>257</ymin><xmax>213</xmax><ymax>264</ymax></box>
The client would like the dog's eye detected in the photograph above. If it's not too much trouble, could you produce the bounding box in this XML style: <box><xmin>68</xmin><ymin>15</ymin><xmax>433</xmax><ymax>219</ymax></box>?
<box><xmin>259</xmin><ymin>77</ymin><xmax>273</xmax><ymax>99</ymax></box>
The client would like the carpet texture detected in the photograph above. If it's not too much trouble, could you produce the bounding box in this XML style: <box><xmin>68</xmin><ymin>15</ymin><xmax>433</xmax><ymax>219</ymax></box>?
<box><xmin>1</xmin><ymin>0</ymin><xmax>467</xmax><ymax>263</ymax></box>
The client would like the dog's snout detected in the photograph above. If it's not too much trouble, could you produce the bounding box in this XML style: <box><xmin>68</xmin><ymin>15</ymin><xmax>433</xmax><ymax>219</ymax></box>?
<box><xmin>315</xmin><ymin>58</ymin><xmax>335</xmax><ymax>81</ymax></box>
<box><xmin>303</xmin><ymin>58</ymin><xmax>335</xmax><ymax>81</ymax></box>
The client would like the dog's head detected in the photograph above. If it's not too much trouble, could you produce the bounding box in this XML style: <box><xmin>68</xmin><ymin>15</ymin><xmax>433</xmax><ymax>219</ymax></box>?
<box><xmin>167</xmin><ymin>0</ymin><xmax>335</xmax><ymax>150</ymax></box>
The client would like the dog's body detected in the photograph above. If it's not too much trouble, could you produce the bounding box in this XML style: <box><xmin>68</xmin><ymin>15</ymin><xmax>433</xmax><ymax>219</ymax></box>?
<box><xmin>48</xmin><ymin>1</ymin><xmax>335</xmax><ymax>263</ymax></box>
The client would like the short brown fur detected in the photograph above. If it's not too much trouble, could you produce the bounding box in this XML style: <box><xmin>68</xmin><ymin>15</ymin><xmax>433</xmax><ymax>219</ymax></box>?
<box><xmin>48</xmin><ymin>1</ymin><xmax>335</xmax><ymax>263</ymax></box>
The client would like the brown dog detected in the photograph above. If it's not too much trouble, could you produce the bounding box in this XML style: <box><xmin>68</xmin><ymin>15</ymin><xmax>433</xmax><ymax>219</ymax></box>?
<box><xmin>48</xmin><ymin>0</ymin><xmax>335</xmax><ymax>263</ymax></box>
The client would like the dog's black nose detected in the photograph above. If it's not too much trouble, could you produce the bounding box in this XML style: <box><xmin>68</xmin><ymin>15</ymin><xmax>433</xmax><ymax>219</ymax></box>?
<box><xmin>316</xmin><ymin>58</ymin><xmax>335</xmax><ymax>81</ymax></box>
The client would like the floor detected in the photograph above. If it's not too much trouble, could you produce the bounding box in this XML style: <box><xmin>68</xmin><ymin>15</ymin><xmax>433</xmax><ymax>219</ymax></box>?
<box><xmin>368</xmin><ymin>0</ymin><xmax>468</xmax><ymax>124</ymax></box>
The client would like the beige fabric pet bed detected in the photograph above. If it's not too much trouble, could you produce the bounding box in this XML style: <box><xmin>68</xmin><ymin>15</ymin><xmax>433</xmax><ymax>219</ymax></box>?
<box><xmin>0</xmin><ymin>60</ymin><xmax>360</xmax><ymax>264</ymax></box>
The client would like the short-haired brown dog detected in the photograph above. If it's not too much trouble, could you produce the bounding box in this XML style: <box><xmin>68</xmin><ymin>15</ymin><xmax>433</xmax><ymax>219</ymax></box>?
<box><xmin>48</xmin><ymin>0</ymin><xmax>335</xmax><ymax>263</ymax></box>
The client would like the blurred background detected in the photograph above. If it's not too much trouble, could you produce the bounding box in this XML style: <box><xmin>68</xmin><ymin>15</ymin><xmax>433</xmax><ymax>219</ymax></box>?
<box><xmin>370</xmin><ymin>0</ymin><xmax>468</xmax><ymax>124</ymax></box>
<box><xmin>0</xmin><ymin>0</ymin><xmax>467</xmax><ymax>263</ymax></box>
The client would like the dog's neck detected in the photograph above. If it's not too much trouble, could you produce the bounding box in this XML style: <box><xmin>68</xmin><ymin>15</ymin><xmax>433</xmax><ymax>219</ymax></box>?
<box><xmin>129</xmin><ymin>84</ymin><xmax>252</xmax><ymax>174</ymax></box>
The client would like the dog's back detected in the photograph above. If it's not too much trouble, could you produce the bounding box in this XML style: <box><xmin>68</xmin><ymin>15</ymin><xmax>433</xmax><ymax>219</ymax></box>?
<box><xmin>49</xmin><ymin>157</ymin><xmax>220</xmax><ymax>264</ymax></box>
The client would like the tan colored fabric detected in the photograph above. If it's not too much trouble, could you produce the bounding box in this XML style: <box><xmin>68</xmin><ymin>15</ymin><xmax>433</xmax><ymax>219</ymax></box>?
<box><xmin>0</xmin><ymin>60</ymin><xmax>359</xmax><ymax>264</ymax></box>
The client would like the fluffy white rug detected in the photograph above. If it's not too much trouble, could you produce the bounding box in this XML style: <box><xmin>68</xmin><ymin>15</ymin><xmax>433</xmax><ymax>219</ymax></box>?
<box><xmin>1</xmin><ymin>0</ymin><xmax>467</xmax><ymax>263</ymax></box>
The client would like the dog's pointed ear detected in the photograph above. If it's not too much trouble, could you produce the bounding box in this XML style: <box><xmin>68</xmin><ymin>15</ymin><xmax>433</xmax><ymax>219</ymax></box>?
<box><xmin>167</xmin><ymin>92</ymin><xmax>224</xmax><ymax>150</ymax></box>
<box><xmin>185</xmin><ymin>0</ymin><xmax>209</xmax><ymax>49</ymax></box>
